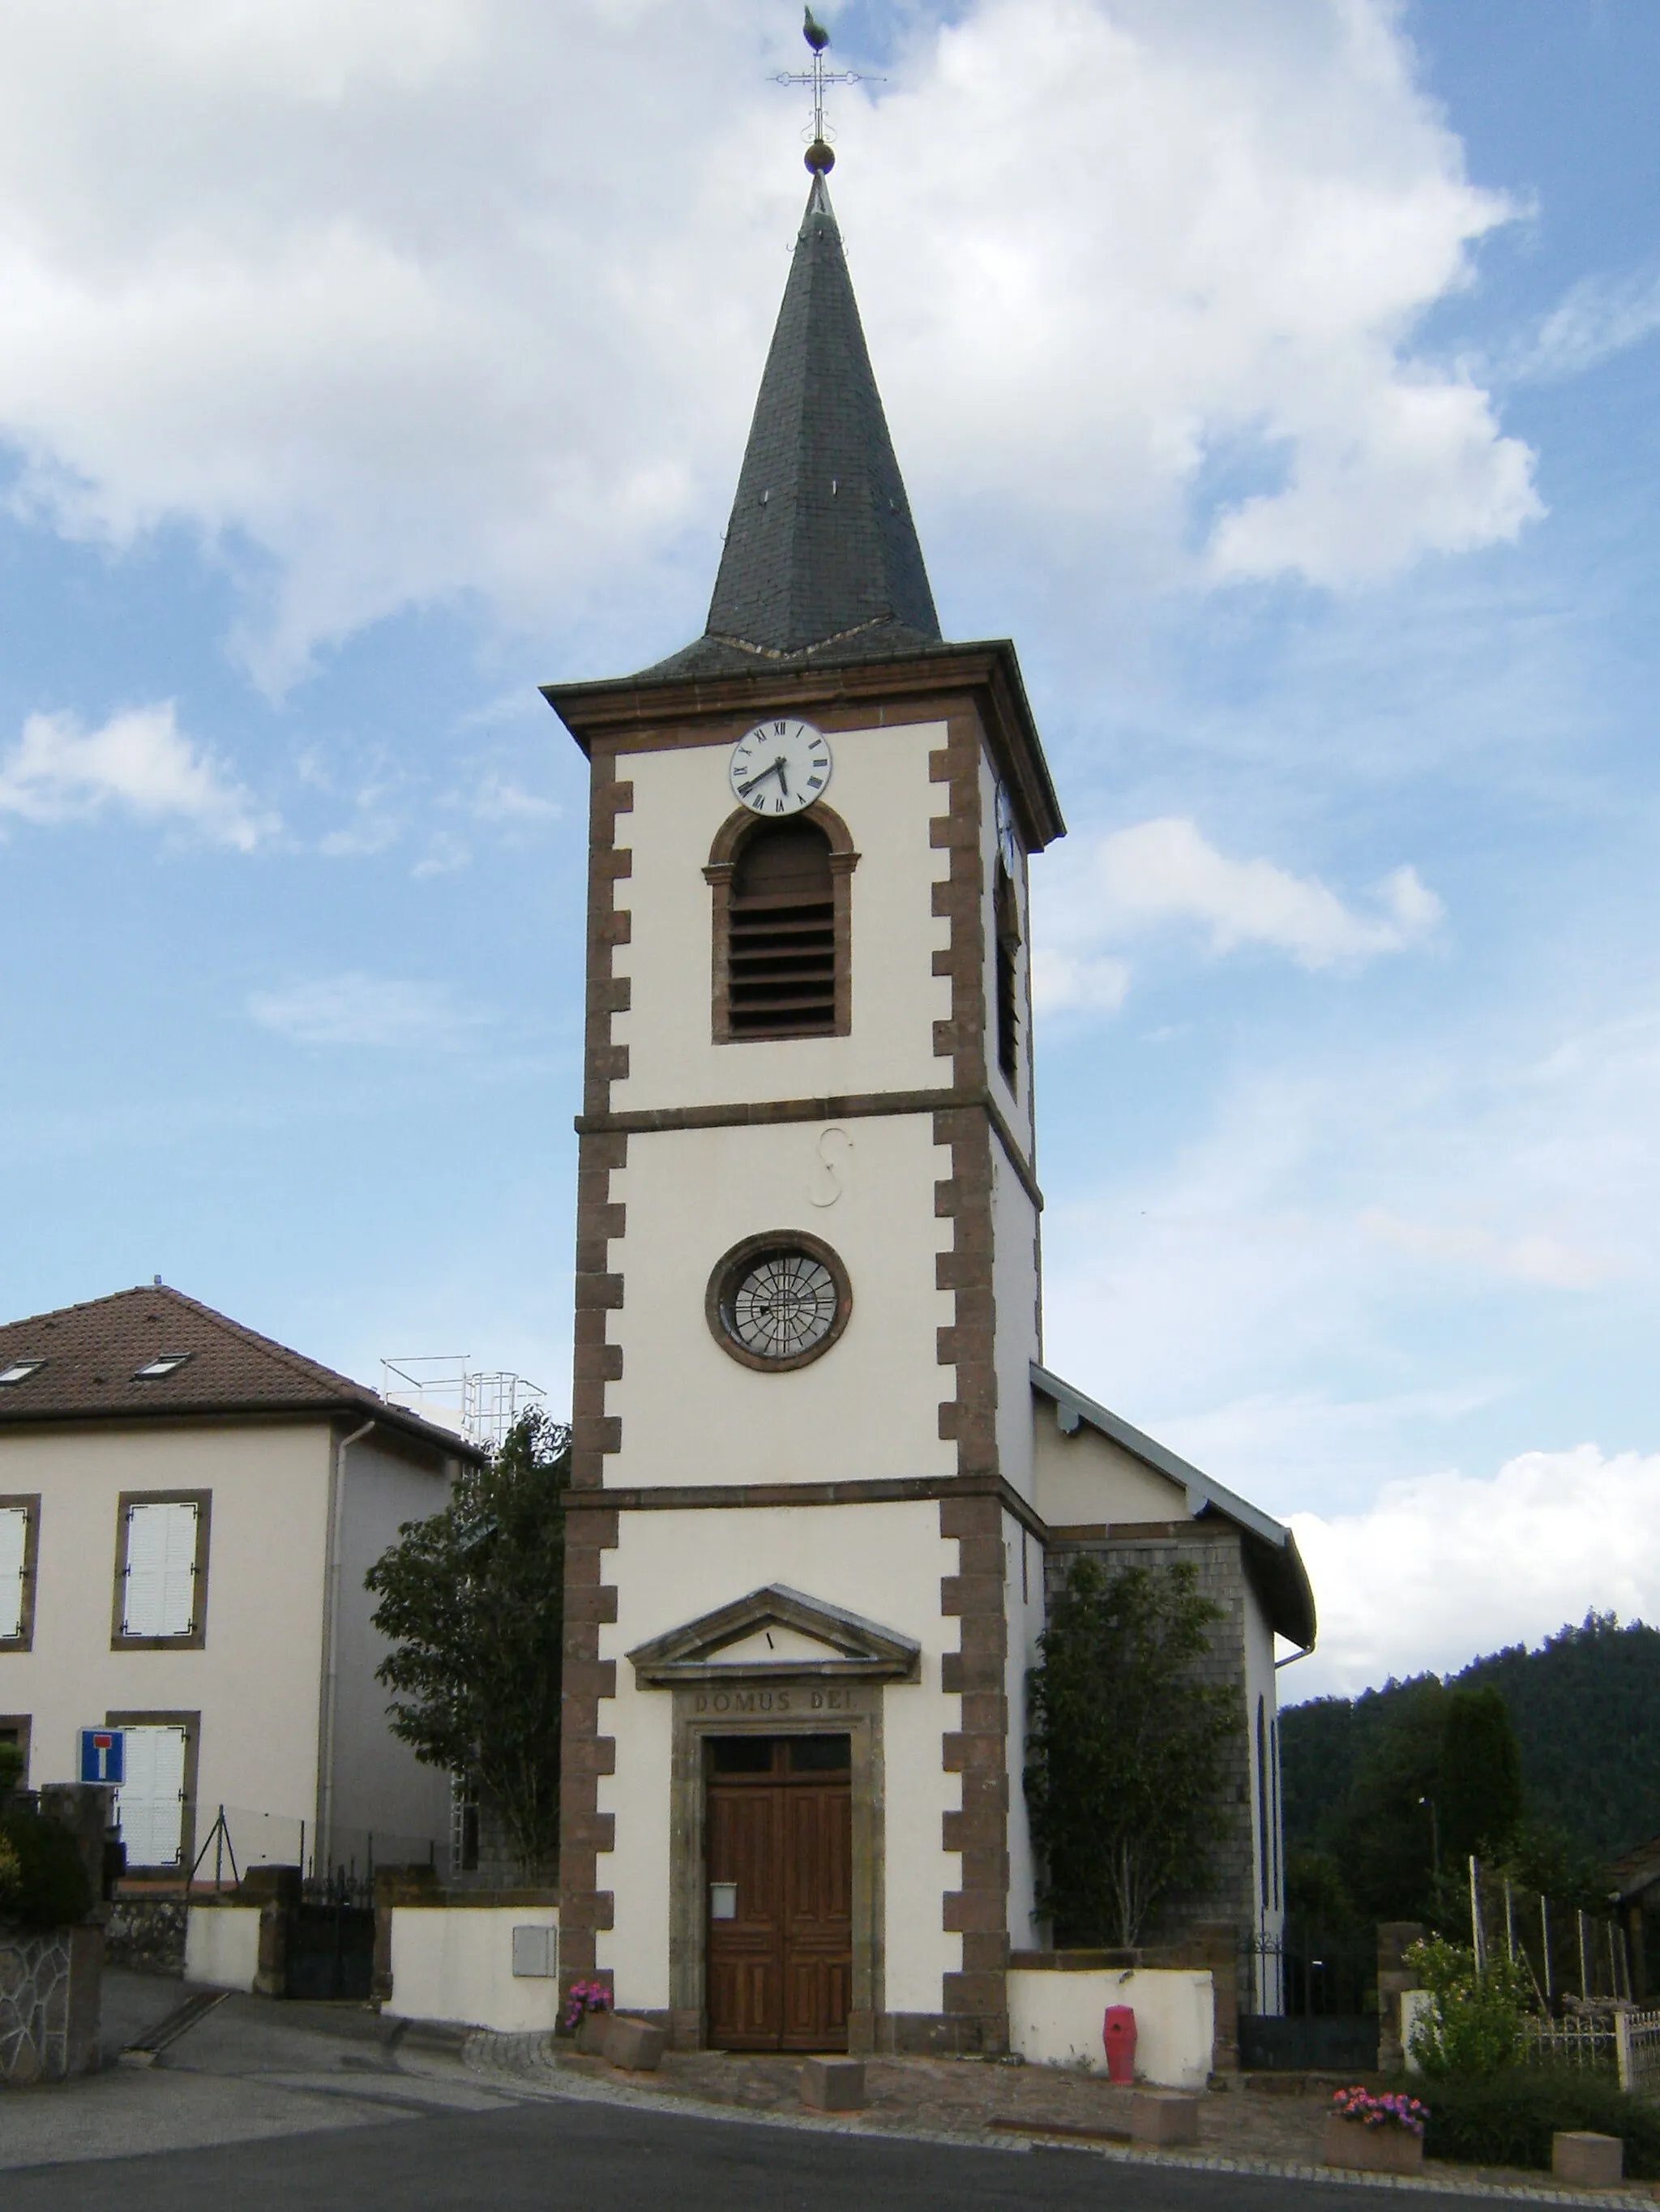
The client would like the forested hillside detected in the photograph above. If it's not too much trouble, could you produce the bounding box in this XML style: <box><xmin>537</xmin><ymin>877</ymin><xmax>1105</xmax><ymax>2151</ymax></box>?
<box><xmin>1281</xmin><ymin>1615</ymin><xmax>1660</xmax><ymax>1921</ymax></box>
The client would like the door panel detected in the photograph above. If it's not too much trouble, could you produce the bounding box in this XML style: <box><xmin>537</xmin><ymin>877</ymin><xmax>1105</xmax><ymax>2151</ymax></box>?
<box><xmin>707</xmin><ymin>1785</ymin><xmax>782</xmax><ymax>2047</ymax></box>
<box><xmin>706</xmin><ymin>1744</ymin><xmax>852</xmax><ymax>2052</ymax></box>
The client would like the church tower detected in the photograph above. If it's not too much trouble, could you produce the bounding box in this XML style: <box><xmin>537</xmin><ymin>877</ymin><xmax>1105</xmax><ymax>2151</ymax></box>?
<box><xmin>544</xmin><ymin>141</ymin><xmax>1064</xmax><ymax>2053</ymax></box>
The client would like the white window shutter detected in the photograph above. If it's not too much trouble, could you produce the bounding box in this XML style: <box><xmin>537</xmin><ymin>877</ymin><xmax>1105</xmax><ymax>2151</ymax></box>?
<box><xmin>0</xmin><ymin>1507</ymin><xmax>26</xmax><ymax>1639</ymax></box>
<box><xmin>116</xmin><ymin>1724</ymin><xmax>188</xmax><ymax>1868</ymax></box>
<box><xmin>123</xmin><ymin>1502</ymin><xmax>197</xmax><ymax>1637</ymax></box>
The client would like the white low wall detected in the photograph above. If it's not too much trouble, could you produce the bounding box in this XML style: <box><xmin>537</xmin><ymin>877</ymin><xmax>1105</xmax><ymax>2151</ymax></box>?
<box><xmin>184</xmin><ymin>1905</ymin><xmax>262</xmax><ymax>1992</ymax></box>
<box><xmin>1008</xmin><ymin>1967</ymin><xmax>1214</xmax><ymax>2090</ymax></box>
<box><xmin>387</xmin><ymin>1904</ymin><xmax>561</xmax><ymax>2034</ymax></box>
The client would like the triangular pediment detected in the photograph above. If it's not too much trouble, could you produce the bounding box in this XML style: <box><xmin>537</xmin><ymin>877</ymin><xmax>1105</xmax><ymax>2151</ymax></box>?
<box><xmin>627</xmin><ymin>1583</ymin><xmax>920</xmax><ymax>1688</ymax></box>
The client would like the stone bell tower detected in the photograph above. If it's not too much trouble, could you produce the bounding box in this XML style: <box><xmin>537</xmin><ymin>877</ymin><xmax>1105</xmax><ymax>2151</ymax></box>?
<box><xmin>543</xmin><ymin>113</ymin><xmax>1064</xmax><ymax>2053</ymax></box>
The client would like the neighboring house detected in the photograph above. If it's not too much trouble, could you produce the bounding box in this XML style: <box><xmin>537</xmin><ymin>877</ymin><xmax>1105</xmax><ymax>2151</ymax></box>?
<box><xmin>0</xmin><ymin>1284</ymin><xmax>479</xmax><ymax>1884</ymax></box>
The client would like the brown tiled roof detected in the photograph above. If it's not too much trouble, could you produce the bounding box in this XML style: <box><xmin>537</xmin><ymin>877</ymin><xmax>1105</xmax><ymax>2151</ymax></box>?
<box><xmin>0</xmin><ymin>1284</ymin><xmax>483</xmax><ymax>1458</ymax></box>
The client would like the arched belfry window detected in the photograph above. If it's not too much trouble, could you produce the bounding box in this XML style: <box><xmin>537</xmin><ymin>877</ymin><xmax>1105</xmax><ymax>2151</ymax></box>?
<box><xmin>706</xmin><ymin>803</ymin><xmax>857</xmax><ymax>1044</ymax></box>
<box><xmin>995</xmin><ymin>860</ymin><xmax>1021</xmax><ymax>1086</ymax></box>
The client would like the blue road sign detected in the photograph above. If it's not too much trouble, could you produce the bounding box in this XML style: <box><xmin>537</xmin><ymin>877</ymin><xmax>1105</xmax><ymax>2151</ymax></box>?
<box><xmin>79</xmin><ymin>1727</ymin><xmax>125</xmax><ymax>1784</ymax></box>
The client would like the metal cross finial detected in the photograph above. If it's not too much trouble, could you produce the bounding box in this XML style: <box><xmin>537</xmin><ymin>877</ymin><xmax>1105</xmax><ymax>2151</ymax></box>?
<box><xmin>774</xmin><ymin>8</ymin><xmax>878</xmax><ymax>174</ymax></box>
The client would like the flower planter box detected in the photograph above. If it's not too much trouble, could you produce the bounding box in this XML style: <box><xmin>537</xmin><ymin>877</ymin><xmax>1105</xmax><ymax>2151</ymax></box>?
<box><xmin>574</xmin><ymin>2011</ymin><xmax>611</xmax><ymax>2056</ymax></box>
<box><xmin>1322</xmin><ymin>2115</ymin><xmax>1425</xmax><ymax>2175</ymax></box>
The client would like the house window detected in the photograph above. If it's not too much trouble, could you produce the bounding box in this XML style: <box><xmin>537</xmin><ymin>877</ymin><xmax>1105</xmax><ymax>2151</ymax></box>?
<box><xmin>109</xmin><ymin>1714</ymin><xmax>198</xmax><ymax>1872</ymax></box>
<box><xmin>0</xmin><ymin>1497</ymin><xmax>39</xmax><ymax>1649</ymax></box>
<box><xmin>707</xmin><ymin>805</ymin><xmax>856</xmax><ymax>1044</ymax></box>
<box><xmin>113</xmin><ymin>1493</ymin><xmax>211</xmax><ymax>1648</ymax></box>
<box><xmin>0</xmin><ymin>1716</ymin><xmax>30</xmax><ymax>1788</ymax></box>
<box><xmin>995</xmin><ymin>859</ymin><xmax>1020</xmax><ymax>1086</ymax></box>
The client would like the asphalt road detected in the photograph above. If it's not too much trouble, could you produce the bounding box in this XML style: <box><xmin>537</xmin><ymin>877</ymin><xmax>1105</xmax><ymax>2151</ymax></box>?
<box><xmin>2</xmin><ymin>2091</ymin><xmax>1491</xmax><ymax>2212</ymax></box>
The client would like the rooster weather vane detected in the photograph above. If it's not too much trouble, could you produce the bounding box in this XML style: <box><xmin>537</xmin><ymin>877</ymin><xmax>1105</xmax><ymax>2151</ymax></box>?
<box><xmin>775</xmin><ymin>8</ymin><xmax>879</xmax><ymax>173</ymax></box>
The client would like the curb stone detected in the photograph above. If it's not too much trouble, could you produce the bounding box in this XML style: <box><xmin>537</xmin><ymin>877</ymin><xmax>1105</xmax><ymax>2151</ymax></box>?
<box><xmin>459</xmin><ymin>2034</ymin><xmax>1657</xmax><ymax>2209</ymax></box>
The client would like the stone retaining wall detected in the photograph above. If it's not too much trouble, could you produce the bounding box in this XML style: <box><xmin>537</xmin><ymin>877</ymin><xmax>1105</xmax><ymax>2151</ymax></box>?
<box><xmin>105</xmin><ymin>1893</ymin><xmax>187</xmax><ymax>1977</ymax></box>
<box><xmin>0</xmin><ymin>1926</ymin><xmax>103</xmax><ymax>2083</ymax></box>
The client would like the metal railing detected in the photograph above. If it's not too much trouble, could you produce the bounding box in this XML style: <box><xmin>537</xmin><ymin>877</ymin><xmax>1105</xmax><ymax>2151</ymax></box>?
<box><xmin>1523</xmin><ymin>2006</ymin><xmax>1660</xmax><ymax>2094</ymax></box>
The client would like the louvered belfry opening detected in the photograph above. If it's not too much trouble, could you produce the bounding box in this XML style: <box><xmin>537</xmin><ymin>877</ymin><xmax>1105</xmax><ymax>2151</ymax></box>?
<box><xmin>729</xmin><ymin>821</ymin><xmax>836</xmax><ymax>1038</ymax></box>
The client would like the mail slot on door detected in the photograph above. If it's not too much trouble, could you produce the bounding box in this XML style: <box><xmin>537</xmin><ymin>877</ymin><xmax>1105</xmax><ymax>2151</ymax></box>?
<box><xmin>709</xmin><ymin>1881</ymin><xmax>738</xmax><ymax>1920</ymax></box>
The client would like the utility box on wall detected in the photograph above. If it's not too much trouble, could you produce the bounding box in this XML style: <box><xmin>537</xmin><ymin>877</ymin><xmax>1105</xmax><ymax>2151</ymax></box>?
<box><xmin>511</xmin><ymin>1923</ymin><xmax>557</xmax><ymax>1978</ymax></box>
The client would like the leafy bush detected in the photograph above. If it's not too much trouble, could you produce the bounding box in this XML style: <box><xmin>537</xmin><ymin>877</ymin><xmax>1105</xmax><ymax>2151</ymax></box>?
<box><xmin>0</xmin><ymin>1813</ymin><xmax>94</xmax><ymax>1931</ymax></box>
<box><xmin>1405</xmin><ymin>1936</ymin><xmax>1531</xmax><ymax>2077</ymax></box>
<box><xmin>1424</xmin><ymin>2068</ymin><xmax>1660</xmax><ymax>2177</ymax></box>
<box><xmin>0</xmin><ymin>1740</ymin><xmax>24</xmax><ymax>1799</ymax></box>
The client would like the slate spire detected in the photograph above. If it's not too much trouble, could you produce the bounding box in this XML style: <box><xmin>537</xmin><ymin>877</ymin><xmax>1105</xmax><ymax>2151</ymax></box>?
<box><xmin>644</xmin><ymin>171</ymin><xmax>942</xmax><ymax>678</ymax></box>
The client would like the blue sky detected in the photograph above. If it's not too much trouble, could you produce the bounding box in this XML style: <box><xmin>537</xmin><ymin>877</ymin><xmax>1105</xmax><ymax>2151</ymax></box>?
<box><xmin>2</xmin><ymin>1</ymin><xmax>1657</xmax><ymax>1692</ymax></box>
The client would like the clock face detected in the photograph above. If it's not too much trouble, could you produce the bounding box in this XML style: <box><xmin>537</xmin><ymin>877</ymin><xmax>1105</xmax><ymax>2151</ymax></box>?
<box><xmin>707</xmin><ymin>1232</ymin><xmax>852</xmax><ymax>1371</ymax></box>
<box><xmin>995</xmin><ymin>782</ymin><xmax>1020</xmax><ymax>875</ymax></box>
<box><xmin>726</xmin><ymin>1250</ymin><xmax>839</xmax><ymax>1359</ymax></box>
<box><xmin>729</xmin><ymin>717</ymin><xmax>832</xmax><ymax>818</ymax></box>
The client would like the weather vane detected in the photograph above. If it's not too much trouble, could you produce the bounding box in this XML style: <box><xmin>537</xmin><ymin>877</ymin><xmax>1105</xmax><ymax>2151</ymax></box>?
<box><xmin>775</xmin><ymin>8</ymin><xmax>879</xmax><ymax>173</ymax></box>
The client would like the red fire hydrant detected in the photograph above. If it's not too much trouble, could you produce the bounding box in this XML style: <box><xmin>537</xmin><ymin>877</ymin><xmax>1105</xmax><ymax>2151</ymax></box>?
<box><xmin>1102</xmin><ymin>2004</ymin><xmax>1136</xmax><ymax>2083</ymax></box>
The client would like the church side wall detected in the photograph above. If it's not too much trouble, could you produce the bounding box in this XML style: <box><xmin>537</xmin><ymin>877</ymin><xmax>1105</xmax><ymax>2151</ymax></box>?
<box><xmin>1032</xmin><ymin>1412</ymin><xmax>1190</xmax><ymax>1525</ymax></box>
<box><xmin>1003</xmin><ymin>1506</ymin><xmax>1046</xmax><ymax>1953</ymax></box>
<box><xmin>609</xmin><ymin>717</ymin><xmax>952</xmax><ymax>1114</ymax></box>
<box><xmin>1242</xmin><ymin>1565</ymin><xmax>1285</xmax><ymax>2000</ymax></box>
<box><xmin>606</xmin><ymin>1117</ymin><xmax>955</xmax><ymax>1487</ymax></box>
<box><xmin>1044</xmin><ymin>1522</ymin><xmax>1256</xmax><ymax>1948</ymax></box>
<box><xmin>595</xmin><ymin>1500</ymin><xmax>961</xmax><ymax>2017</ymax></box>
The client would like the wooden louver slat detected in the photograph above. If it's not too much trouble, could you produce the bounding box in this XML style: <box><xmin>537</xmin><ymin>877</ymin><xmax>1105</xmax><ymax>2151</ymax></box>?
<box><xmin>727</xmin><ymin>829</ymin><xmax>837</xmax><ymax>1038</ymax></box>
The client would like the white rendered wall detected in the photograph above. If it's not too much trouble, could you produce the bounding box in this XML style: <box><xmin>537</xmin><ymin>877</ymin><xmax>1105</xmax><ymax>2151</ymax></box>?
<box><xmin>610</xmin><ymin>719</ymin><xmax>952</xmax><ymax>1114</ymax></box>
<box><xmin>597</xmin><ymin>1500</ymin><xmax>962</xmax><ymax>2017</ymax></box>
<box><xmin>607</xmin><ymin>1117</ymin><xmax>956</xmax><ymax>1488</ymax></box>
<box><xmin>1003</xmin><ymin>1506</ymin><xmax>1046</xmax><ymax>1952</ymax></box>
<box><xmin>1008</xmin><ymin>1966</ymin><xmax>1215</xmax><ymax>2089</ymax></box>
<box><xmin>1243</xmin><ymin>1565</ymin><xmax>1285</xmax><ymax>1983</ymax></box>
<box><xmin>185</xmin><ymin>1905</ymin><xmax>262</xmax><ymax>1992</ymax></box>
<box><xmin>991</xmin><ymin>1147</ymin><xmax>1039</xmax><ymax>1505</ymax></box>
<box><xmin>328</xmin><ymin>1435</ymin><xmax>455</xmax><ymax>1856</ymax></box>
<box><xmin>1030</xmin><ymin>1405</ymin><xmax>1190</xmax><ymax>1526</ymax></box>
<box><xmin>387</xmin><ymin>1904</ymin><xmax>562</xmax><ymax>2034</ymax></box>
<box><xmin>0</xmin><ymin>1422</ymin><xmax>332</xmax><ymax>1828</ymax></box>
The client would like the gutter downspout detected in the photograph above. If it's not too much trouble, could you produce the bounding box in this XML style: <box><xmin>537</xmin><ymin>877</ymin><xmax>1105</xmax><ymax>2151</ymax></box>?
<box><xmin>316</xmin><ymin>1415</ymin><xmax>375</xmax><ymax>1880</ymax></box>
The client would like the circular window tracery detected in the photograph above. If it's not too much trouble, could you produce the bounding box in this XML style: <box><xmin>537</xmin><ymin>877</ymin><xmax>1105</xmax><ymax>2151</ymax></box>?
<box><xmin>706</xmin><ymin>1231</ymin><xmax>852</xmax><ymax>1373</ymax></box>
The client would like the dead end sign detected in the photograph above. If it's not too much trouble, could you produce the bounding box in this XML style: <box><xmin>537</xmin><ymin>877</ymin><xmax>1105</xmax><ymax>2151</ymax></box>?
<box><xmin>79</xmin><ymin>1728</ymin><xmax>125</xmax><ymax>1784</ymax></box>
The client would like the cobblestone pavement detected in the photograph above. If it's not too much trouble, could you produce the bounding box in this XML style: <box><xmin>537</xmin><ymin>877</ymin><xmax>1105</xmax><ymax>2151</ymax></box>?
<box><xmin>465</xmin><ymin>2038</ymin><xmax>1660</xmax><ymax>2208</ymax></box>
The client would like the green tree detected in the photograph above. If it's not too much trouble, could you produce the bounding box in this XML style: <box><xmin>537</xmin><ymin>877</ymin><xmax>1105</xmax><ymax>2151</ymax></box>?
<box><xmin>1440</xmin><ymin>1685</ymin><xmax>1525</xmax><ymax>1866</ymax></box>
<box><xmin>1025</xmin><ymin>1555</ymin><xmax>1239</xmax><ymax>1947</ymax></box>
<box><xmin>366</xmin><ymin>1410</ymin><xmax>570</xmax><ymax>1879</ymax></box>
<box><xmin>1337</xmin><ymin>1679</ymin><xmax>1448</xmax><ymax>1923</ymax></box>
<box><xmin>1405</xmin><ymin>1933</ymin><xmax>1533</xmax><ymax>2077</ymax></box>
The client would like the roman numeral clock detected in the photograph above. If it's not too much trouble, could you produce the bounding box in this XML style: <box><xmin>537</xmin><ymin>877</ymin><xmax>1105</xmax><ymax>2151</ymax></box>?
<box><xmin>729</xmin><ymin>717</ymin><xmax>833</xmax><ymax>817</ymax></box>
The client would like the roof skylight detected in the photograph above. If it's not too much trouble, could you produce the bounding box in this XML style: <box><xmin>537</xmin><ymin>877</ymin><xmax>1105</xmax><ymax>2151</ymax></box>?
<box><xmin>0</xmin><ymin>1359</ymin><xmax>44</xmax><ymax>1387</ymax></box>
<box><xmin>133</xmin><ymin>1353</ymin><xmax>192</xmax><ymax>1380</ymax></box>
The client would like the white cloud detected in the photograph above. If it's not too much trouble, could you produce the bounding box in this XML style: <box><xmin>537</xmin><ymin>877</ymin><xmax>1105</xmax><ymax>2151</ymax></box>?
<box><xmin>1030</xmin><ymin>948</ymin><xmax>1132</xmax><ymax>1016</ymax></box>
<box><xmin>247</xmin><ymin>972</ymin><xmax>483</xmax><ymax>1049</ymax></box>
<box><xmin>1092</xmin><ymin>819</ymin><xmax>1441</xmax><ymax>966</ymax></box>
<box><xmin>1360</xmin><ymin>1207</ymin><xmax>1618</xmax><ymax>1291</ymax></box>
<box><xmin>0</xmin><ymin>704</ymin><xmax>272</xmax><ymax>849</ymax></box>
<box><xmin>1033</xmin><ymin>816</ymin><xmax>1440</xmax><ymax>1008</ymax></box>
<box><xmin>1038</xmin><ymin>998</ymin><xmax>1660</xmax><ymax>1513</ymax></box>
<box><xmin>1290</xmin><ymin>1446</ymin><xmax>1660</xmax><ymax>1696</ymax></box>
<box><xmin>1512</xmin><ymin>268</ymin><xmax>1660</xmax><ymax>384</ymax></box>
<box><xmin>0</xmin><ymin>0</ymin><xmax>1538</xmax><ymax>678</ymax></box>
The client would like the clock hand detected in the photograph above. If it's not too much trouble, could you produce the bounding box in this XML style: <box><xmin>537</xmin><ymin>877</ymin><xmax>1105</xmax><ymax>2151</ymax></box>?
<box><xmin>737</xmin><ymin>757</ymin><xmax>789</xmax><ymax>799</ymax></box>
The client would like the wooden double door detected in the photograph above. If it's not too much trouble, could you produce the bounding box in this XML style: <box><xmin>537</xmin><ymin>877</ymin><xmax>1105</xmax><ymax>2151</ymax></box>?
<box><xmin>705</xmin><ymin>1735</ymin><xmax>853</xmax><ymax>2051</ymax></box>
